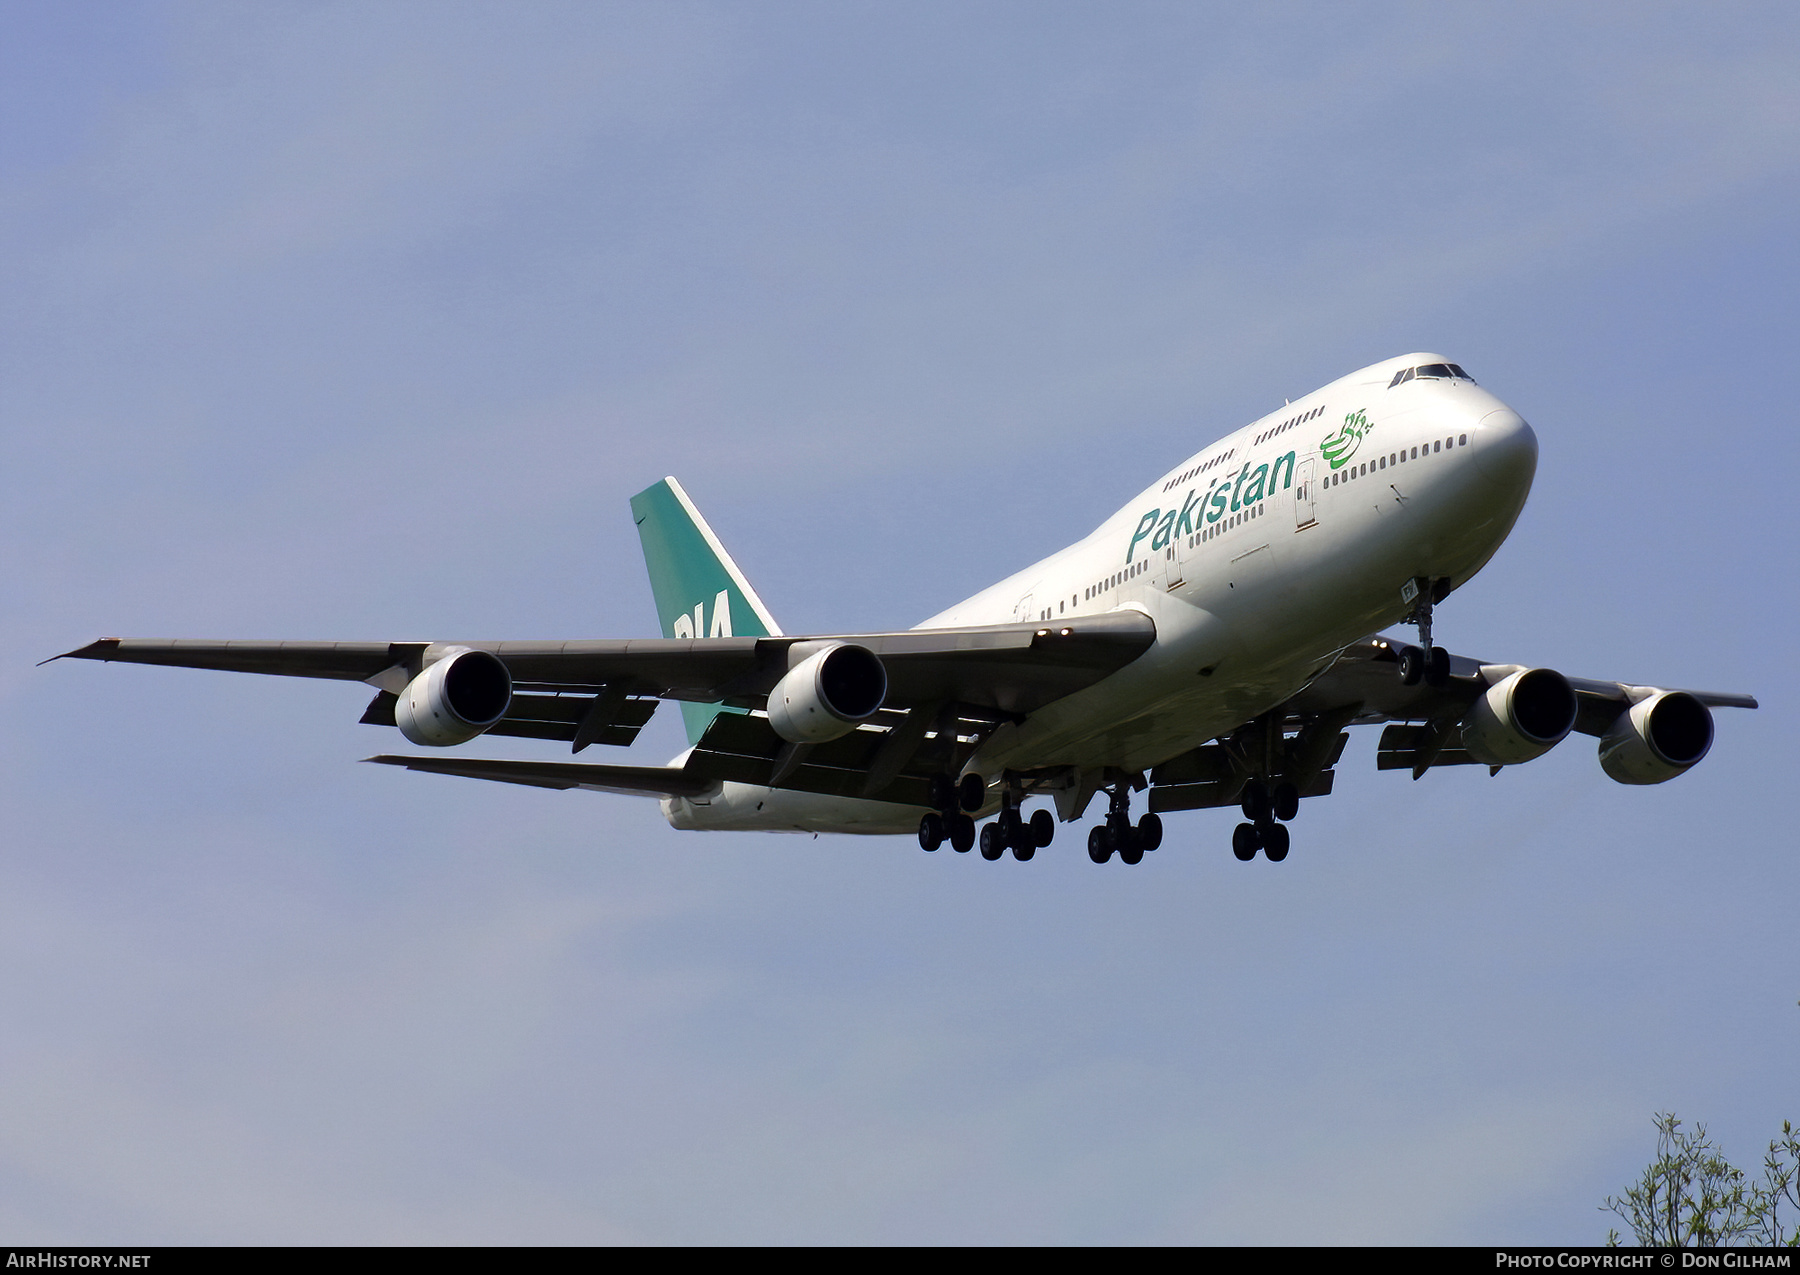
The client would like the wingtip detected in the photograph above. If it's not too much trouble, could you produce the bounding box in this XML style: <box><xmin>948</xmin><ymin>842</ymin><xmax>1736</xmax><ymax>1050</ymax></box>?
<box><xmin>39</xmin><ymin>638</ymin><xmax>121</xmax><ymax>666</ymax></box>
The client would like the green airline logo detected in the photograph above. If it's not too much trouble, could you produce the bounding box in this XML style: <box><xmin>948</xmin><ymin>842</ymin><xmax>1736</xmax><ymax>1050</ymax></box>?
<box><xmin>1320</xmin><ymin>408</ymin><xmax>1371</xmax><ymax>470</ymax></box>
<box><xmin>1127</xmin><ymin>449</ymin><xmax>1298</xmax><ymax>563</ymax></box>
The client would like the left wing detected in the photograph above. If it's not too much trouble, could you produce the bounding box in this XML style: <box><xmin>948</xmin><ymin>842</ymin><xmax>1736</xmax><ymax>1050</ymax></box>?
<box><xmin>1146</xmin><ymin>635</ymin><xmax>1757</xmax><ymax>814</ymax></box>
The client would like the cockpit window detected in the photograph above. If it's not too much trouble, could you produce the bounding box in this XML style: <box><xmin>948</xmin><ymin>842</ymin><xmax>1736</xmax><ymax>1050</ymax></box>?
<box><xmin>1388</xmin><ymin>362</ymin><xmax>1476</xmax><ymax>387</ymax></box>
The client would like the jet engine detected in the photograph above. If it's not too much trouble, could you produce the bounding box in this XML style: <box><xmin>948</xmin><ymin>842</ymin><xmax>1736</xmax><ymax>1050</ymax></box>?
<box><xmin>767</xmin><ymin>642</ymin><xmax>888</xmax><ymax>743</ymax></box>
<box><xmin>1460</xmin><ymin>667</ymin><xmax>1577</xmax><ymax>766</ymax></box>
<box><xmin>1598</xmin><ymin>691</ymin><xmax>1714</xmax><ymax>785</ymax></box>
<box><xmin>394</xmin><ymin>647</ymin><xmax>512</xmax><ymax>746</ymax></box>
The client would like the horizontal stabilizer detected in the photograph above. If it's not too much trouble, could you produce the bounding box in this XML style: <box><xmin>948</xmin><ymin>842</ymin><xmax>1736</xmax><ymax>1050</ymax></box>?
<box><xmin>363</xmin><ymin>754</ymin><xmax>717</xmax><ymax>798</ymax></box>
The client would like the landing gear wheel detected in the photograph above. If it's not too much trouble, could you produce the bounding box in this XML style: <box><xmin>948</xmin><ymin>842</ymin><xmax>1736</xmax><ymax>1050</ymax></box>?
<box><xmin>918</xmin><ymin>811</ymin><xmax>944</xmax><ymax>852</ymax></box>
<box><xmin>1398</xmin><ymin>645</ymin><xmax>1424</xmax><ymax>686</ymax></box>
<box><xmin>1118</xmin><ymin>832</ymin><xmax>1144</xmax><ymax>865</ymax></box>
<box><xmin>1425</xmin><ymin>646</ymin><xmax>1451</xmax><ymax>687</ymax></box>
<box><xmin>1261</xmin><ymin>821</ymin><xmax>1290</xmax><ymax>862</ymax></box>
<box><xmin>928</xmin><ymin>774</ymin><xmax>955</xmax><ymax>812</ymax></box>
<box><xmin>958</xmin><ymin>773</ymin><xmax>986</xmax><ymax>812</ymax></box>
<box><xmin>1232</xmin><ymin>822</ymin><xmax>1260</xmax><ymax>861</ymax></box>
<box><xmin>1029</xmin><ymin>809</ymin><xmax>1055</xmax><ymax>848</ymax></box>
<box><xmin>979</xmin><ymin>824</ymin><xmax>1004</xmax><ymax>860</ymax></box>
<box><xmin>1011</xmin><ymin>835</ymin><xmax>1035</xmax><ymax>861</ymax></box>
<box><xmin>1088</xmin><ymin>825</ymin><xmax>1112</xmax><ymax>863</ymax></box>
<box><xmin>1136</xmin><ymin>813</ymin><xmax>1163</xmax><ymax>851</ymax></box>
<box><xmin>996</xmin><ymin>809</ymin><xmax>1021</xmax><ymax>848</ymax></box>
<box><xmin>1241</xmin><ymin>780</ymin><xmax>1272</xmax><ymax>822</ymax></box>
<box><xmin>1272</xmin><ymin>782</ymin><xmax>1299</xmax><ymax>823</ymax></box>
<box><xmin>949</xmin><ymin>813</ymin><xmax>975</xmax><ymax>853</ymax></box>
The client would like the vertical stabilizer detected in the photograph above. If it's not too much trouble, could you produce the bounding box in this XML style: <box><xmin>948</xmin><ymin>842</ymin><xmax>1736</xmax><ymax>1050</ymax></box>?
<box><xmin>630</xmin><ymin>477</ymin><xmax>782</xmax><ymax>744</ymax></box>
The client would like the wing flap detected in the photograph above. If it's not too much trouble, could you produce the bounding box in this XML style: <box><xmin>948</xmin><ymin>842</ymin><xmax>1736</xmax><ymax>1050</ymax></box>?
<box><xmin>358</xmin><ymin>691</ymin><xmax>659</xmax><ymax>748</ymax></box>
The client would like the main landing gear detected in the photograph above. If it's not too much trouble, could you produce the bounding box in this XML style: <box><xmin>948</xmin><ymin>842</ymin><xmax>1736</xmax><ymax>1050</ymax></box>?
<box><xmin>980</xmin><ymin>799</ymin><xmax>1055</xmax><ymax>861</ymax></box>
<box><xmin>917</xmin><ymin>772</ymin><xmax>980</xmax><ymax>853</ymax></box>
<box><xmin>1231</xmin><ymin>778</ymin><xmax>1296</xmax><ymax>862</ymax></box>
<box><xmin>919</xmin><ymin>774</ymin><xmax>1052</xmax><ymax>860</ymax></box>
<box><xmin>1086</xmin><ymin>782</ymin><xmax>1162</xmax><ymax>866</ymax></box>
<box><xmin>1397</xmin><ymin>576</ymin><xmax>1452</xmax><ymax>688</ymax></box>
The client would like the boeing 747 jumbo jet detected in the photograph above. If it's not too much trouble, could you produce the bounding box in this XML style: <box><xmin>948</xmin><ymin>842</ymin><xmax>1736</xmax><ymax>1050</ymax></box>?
<box><xmin>54</xmin><ymin>354</ymin><xmax>1757</xmax><ymax>865</ymax></box>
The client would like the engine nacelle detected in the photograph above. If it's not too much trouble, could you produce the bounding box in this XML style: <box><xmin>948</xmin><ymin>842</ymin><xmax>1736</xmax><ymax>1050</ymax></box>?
<box><xmin>767</xmin><ymin>643</ymin><xmax>887</xmax><ymax>743</ymax></box>
<box><xmin>1460</xmin><ymin>667</ymin><xmax>1577</xmax><ymax>766</ymax></box>
<box><xmin>394</xmin><ymin>647</ymin><xmax>512</xmax><ymax>746</ymax></box>
<box><xmin>1598</xmin><ymin>691</ymin><xmax>1714</xmax><ymax>785</ymax></box>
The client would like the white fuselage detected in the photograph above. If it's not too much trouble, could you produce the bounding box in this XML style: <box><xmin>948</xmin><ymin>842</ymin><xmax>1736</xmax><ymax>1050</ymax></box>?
<box><xmin>665</xmin><ymin>353</ymin><xmax>1539</xmax><ymax>833</ymax></box>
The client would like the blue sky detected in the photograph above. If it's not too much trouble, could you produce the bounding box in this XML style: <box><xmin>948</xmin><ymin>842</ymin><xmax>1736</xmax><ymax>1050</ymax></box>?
<box><xmin>1</xmin><ymin>1</ymin><xmax>1794</xmax><ymax>1243</ymax></box>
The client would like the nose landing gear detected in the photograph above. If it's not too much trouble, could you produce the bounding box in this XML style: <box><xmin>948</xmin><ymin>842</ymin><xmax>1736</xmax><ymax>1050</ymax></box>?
<box><xmin>1397</xmin><ymin>576</ymin><xmax>1452</xmax><ymax>687</ymax></box>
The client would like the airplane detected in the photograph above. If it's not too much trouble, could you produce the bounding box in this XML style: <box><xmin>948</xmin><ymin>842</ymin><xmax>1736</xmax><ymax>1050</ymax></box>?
<box><xmin>52</xmin><ymin>352</ymin><xmax>1757</xmax><ymax>866</ymax></box>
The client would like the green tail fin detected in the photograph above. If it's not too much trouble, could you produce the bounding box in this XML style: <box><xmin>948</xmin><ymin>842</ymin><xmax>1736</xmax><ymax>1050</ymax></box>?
<box><xmin>630</xmin><ymin>477</ymin><xmax>782</xmax><ymax>745</ymax></box>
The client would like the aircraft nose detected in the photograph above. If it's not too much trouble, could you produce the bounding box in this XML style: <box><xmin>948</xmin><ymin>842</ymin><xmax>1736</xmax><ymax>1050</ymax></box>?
<box><xmin>1472</xmin><ymin>408</ymin><xmax>1538</xmax><ymax>490</ymax></box>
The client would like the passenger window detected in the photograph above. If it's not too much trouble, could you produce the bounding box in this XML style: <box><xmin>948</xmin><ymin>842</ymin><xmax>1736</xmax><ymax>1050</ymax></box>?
<box><xmin>1459</xmin><ymin>434</ymin><xmax>1467</xmax><ymax>445</ymax></box>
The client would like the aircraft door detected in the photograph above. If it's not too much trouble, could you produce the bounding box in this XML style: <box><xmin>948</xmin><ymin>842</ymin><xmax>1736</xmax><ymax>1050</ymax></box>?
<box><xmin>1295</xmin><ymin>457</ymin><xmax>1318</xmax><ymax>528</ymax></box>
<box><xmin>1160</xmin><ymin>540</ymin><xmax>1184</xmax><ymax>592</ymax></box>
<box><xmin>1014</xmin><ymin>593</ymin><xmax>1036</xmax><ymax>623</ymax></box>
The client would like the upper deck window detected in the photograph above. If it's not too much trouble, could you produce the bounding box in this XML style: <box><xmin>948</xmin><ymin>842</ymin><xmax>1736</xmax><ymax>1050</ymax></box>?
<box><xmin>1389</xmin><ymin>363</ymin><xmax>1477</xmax><ymax>388</ymax></box>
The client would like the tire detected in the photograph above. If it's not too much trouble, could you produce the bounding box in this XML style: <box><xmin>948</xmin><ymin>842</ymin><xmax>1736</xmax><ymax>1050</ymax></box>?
<box><xmin>1426</xmin><ymin>646</ymin><xmax>1451</xmax><ymax>686</ymax></box>
<box><xmin>996</xmin><ymin>809</ymin><xmax>1021</xmax><ymax>847</ymax></box>
<box><xmin>917</xmin><ymin>811</ymin><xmax>944</xmax><ymax>852</ymax></box>
<box><xmin>1262</xmin><ymin>822</ymin><xmax>1290</xmax><ymax>862</ymax></box>
<box><xmin>950</xmin><ymin>813</ymin><xmax>975</xmax><ymax>853</ymax></box>
<box><xmin>1011</xmin><ymin>837</ymin><xmax>1035</xmax><ymax>861</ymax></box>
<box><xmin>1119</xmin><ymin>836</ymin><xmax>1144</xmax><ymax>865</ymax></box>
<box><xmin>1088</xmin><ymin>825</ymin><xmax>1112</xmax><ymax>863</ymax></box>
<box><xmin>1232</xmin><ymin>822</ymin><xmax>1260</xmax><ymax>861</ymax></box>
<box><xmin>1240</xmin><ymin>780</ymin><xmax>1271</xmax><ymax>822</ymax></box>
<box><xmin>958</xmin><ymin>773</ymin><xmax>986</xmax><ymax>812</ymax></box>
<box><xmin>1272</xmin><ymin>782</ymin><xmax>1299</xmax><ymax>822</ymax></box>
<box><xmin>979</xmin><ymin>824</ymin><xmax>1004</xmax><ymax>860</ymax></box>
<box><xmin>1030</xmin><ymin>809</ymin><xmax>1055</xmax><ymax>848</ymax></box>
<box><xmin>1136</xmin><ymin>813</ymin><xmax>1163</xmax><ymax>851</ymax></box>
<box><xmin>1398</xmin><ymin>645</ymin><xmax>1424</xmax><ymax>686</ymax></box>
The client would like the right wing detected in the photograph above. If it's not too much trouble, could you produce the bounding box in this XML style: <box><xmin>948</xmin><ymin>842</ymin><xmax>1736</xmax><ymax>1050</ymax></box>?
<box><xmin>53</xmin><ymin>613</ymin><xmax>1158</xmax><ymax>801</ymax></box>
<box><xmin>54</xmin><ymin>612</ymin><xmax>1154</xmax><ymax>716</ymax></box>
